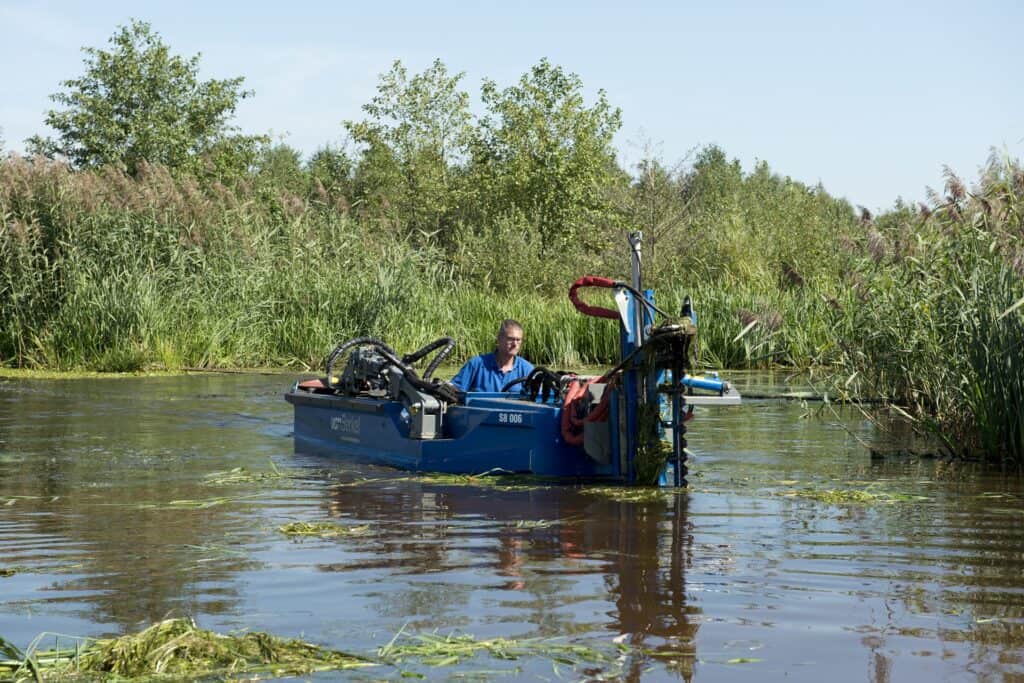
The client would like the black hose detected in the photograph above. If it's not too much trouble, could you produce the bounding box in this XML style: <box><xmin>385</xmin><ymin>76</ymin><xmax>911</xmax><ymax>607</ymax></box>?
<box><xmin>401</xmin><ymin>337</ymin><xmax>456</xmax><ymax>380</ymax></box>
<box><xmin>502</xmin><ymin>367</ymin><xmax>565</xmax><ymax>403</ymax></box>
<box><xmin>502</xmin><ymin>366</ymin><xmax>551</xmax><ymax>392</ymax></box>
<box><xmin>406</xmin><ymin>374</ymin><xmax>462</xmax><ymax>404</ymax></box>
<box><xmin>325</xmin><ymin>336</ymin><xmax>461</xmax><ymax>404</ymax></box>
<box><xmin>617</xmin><ymin>282</ymin><xmax>670</xmax><ymax>319</ymax></box>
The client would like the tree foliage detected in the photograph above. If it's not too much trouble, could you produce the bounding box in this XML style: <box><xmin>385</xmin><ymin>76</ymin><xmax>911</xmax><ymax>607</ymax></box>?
<box><xmin>307</xmin><ymin>146</ymin><xmax>352</xmax><ymax>193</ymax></box>
<box><xmin>27</xmin><ymin>19</ymin><xmax>259</xmax><ymax>176</ymax></box>
<box><xmin>345</xmin><ymin>59</ymin><xmax>472</xmax><ymax>240</ymax></box>
<box><xmin>470</xmin><ymin>58</ymin><xmax>624</xmax><ymax>247</ymax></box>
<box><xmin>676</xmin><ymin>145</ymin><xmax>858</xmax><ymax>287</ymax></box>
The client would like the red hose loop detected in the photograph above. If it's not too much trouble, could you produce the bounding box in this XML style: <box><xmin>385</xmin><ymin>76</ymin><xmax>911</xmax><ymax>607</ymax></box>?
<box><xmin>568</xmin><ymin>276</ymin><xmax>621</xmax><ymax>319</ymax></box>
<box><xmin>559</xmin><ymin>380</ymin><xmax>586</xmax><ymax>444</ymax></box>
<box><xmin>560</xmin><ymin>377</ymin><xmax>611</xmax><ymax>446</ymax></box>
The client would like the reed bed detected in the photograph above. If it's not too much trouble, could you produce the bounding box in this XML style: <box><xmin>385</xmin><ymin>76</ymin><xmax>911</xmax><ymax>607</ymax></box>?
<box><xmin>835</xmin><ymin>157</ymin><xmax>1024</xmax><ymax>466</ymax></box>
<box><xmin>0</xmin><ymin>155</ymin><xmax>845</xmax><ymax>373</ymax></box>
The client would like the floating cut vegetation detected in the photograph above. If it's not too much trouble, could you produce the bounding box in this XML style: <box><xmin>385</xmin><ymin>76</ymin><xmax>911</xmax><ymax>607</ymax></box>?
<box><xmin>775</xmin><ymin>487</ymin><xmax>931</xmax><ymax>505</ymax></box>
<box><xmin>330</xmin><ymin>471</ymin><xmax>554</xmax><ymax>492</ymax></box>
<box><xmin>404</xmin><ymin>470</ymin><xmax>553</xmax><ymax>490</ymax></box>
<box><xmin>0</xmin><ymin>563</ymin><xmax>83</xmax><ymax>579</ymax></box>
<box><xmin>377</xmin><ymin>629</ymin><xmax>620</xmax><ymax>669</ymax></box>
<box><xmin>513</xmin><ymin>519</ymin><xmax>558</xmax><ymax>529</ymax></box>
<box><xmin>0</xmin><ymin>621</ymin><xmax>629</xmax><ymax>681</ymax></box>
<box><xmin>203</xmin><ymin>463</ymin><xmax>289</xmax><ymax>486</ymax></box>
<box><xmin>278</xmin><ymin>521</ymin><xmax>371</xmax><ymax>538</ymax></box>
<box><xmin>580</xmin><ymin>486</ymin><xmax>676</xmax><ymax>503</ymax></box>
<box><xmin>2</xmin><ymin>495</ymin><xmax>60</xmax><ymax>507</ymax></box>
<box><xmin>335</xmin><ymin>472</ymin><xmax>690</xmax><ymax>500</ymax></box>
<box><xmin>0</xmin><ymin>618</ymin><xmax>374</xmax><ymax>681</ymax></box>
<box><xmin>133</xmin><ymin>493</ymin><xmax>264</xmax><ymax>510</ymax></box>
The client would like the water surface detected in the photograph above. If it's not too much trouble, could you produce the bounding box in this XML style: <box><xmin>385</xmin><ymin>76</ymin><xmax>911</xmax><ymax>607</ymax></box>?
<box><xmin>1</xmin><ymin>372</ymin><xmax>1022</xmax><ymax>681</ymax></box>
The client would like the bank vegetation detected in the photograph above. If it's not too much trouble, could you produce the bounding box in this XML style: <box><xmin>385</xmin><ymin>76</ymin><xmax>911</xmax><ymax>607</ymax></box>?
<box><xmin>1</xmin><ymin>21</ymin><xmax>1021</xmax><ymax>465</ymax></box>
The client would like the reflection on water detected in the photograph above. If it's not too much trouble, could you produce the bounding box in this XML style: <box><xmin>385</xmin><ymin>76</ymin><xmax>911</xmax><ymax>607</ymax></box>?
<box><xmin>318</xmin><ymin>480</ymin><xmax>699</xmax><ymax>679</ymax></box>
<box><xmin>0</xmin><ymin>372</ymin><xmax>1023</xmax><ymax>681</ymax></box>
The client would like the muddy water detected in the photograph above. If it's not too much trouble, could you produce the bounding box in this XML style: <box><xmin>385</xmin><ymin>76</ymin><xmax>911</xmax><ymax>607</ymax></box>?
<box><xmin>1</xmin><ymin>373</ymin><xmax>1022</xmax><ymax>681</ymax></box>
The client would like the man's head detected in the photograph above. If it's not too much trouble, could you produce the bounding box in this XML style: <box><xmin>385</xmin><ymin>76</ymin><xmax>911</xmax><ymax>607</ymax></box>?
<box><xmin>496</xmin><ymin>319</ymin><xmax>524</xmax><ymax>361</ymax></box>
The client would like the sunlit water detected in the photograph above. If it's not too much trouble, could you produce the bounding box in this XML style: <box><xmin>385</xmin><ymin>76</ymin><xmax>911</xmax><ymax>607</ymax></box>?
<box><xmin>1</xmin><ymin>373</ymin><xmax>1022</xmax><ymax>681</ymax></box>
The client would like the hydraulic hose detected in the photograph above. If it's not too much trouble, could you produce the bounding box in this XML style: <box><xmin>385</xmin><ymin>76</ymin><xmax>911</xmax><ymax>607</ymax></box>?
<box><xmin>502</xmin><ymin>367</ymin><xmax>564</xmax><ymax>403</ymax></box>
<box><xmin>568</xmin><ymin>276</ymin><xmax>669</xmax><ymax>320</ymax></box>
<box><xmin>559</xmin><ymin>377</ymin><xmax>612</xmax><ymax>446</ymax></box>
<box><xmin>325</xmin><ymin>336</ymin><xmax>461</xmax><ymax>403</ymax></box>
<box><xmin>568</xmin><ymin>276</ymin><xmax>620</xmax><ymax>319</ymax></box>
<box><xmin>401</xmin><ymin>336</ymin><xmax>456</xmax><ymax>380</ymax></box>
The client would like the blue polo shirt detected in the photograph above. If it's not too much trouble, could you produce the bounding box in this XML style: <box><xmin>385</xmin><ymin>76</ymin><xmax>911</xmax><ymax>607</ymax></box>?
<box><xmin>450</xmin><ymin>352</ymin><xmax>535</xmax><ymax>393</ymax></box>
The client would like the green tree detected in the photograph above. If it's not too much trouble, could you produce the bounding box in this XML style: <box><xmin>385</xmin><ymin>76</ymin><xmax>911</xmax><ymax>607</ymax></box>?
<box><xmin>254</xmin><ymin>142</ymin><xmax>306</xmax><ymax>194</ymax></box>
<box><xmin>306</xmin><ymin>145</ymin><xmax>353</xmax><ymax>198</ymax></box>
<box><xmin>470</xmin><ymin>58</ymin><xmax>624</xmax><ymax>247</ymax></box>
<box><xmin>27</xmin><ymin>19</ymin><xmax>259</xmax><ymax>176</ymax></box>
<box><xmin>678</xmin><ymin>145</ymin><xmax>858</xmax><ymax>286</ymax></box>
<box><xmin>611</xmin><ymin>148</ymin><xmax>695</xmax><ymax>284</ymax></box>
<box><xmin>345</xmin><ymin>59</ymin><xmax>472</xmax><ymax>240</ymax></box>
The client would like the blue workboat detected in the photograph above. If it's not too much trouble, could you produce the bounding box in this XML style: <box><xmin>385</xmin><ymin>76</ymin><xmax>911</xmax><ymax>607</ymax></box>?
<box><xmin>285</xmin><ymin>233</ymin><xmax>740</xmax><ymax>486</ymax></box>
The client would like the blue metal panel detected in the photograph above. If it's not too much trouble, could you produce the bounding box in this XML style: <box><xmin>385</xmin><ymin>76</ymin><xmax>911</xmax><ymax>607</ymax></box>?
<box><xmin>287</xmin><ymin>389</ymin><xmax>620</xmax><ymax>480</ymax></box>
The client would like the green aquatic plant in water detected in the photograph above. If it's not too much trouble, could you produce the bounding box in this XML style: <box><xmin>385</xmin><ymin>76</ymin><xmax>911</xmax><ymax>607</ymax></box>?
<box><xmin>334</xmin><ymin>471</ymin><xmax>554</xmax><ymax>492</ymax></box>
<box><xmin>0</xmin><ymin>621</ymin><xmax>627</xmax><ymax>681</ymax></box>
<box><xmin>131</xmin><ymin>493</ymin><xmax>264</xmax><ymax>510</ymax></box>
<box><xmin>580</xmin><ymin>486</ymin><xmax>676</xmax><ymax>503</ymax></box>
<box><xmin>0</xmin><ymin>618</ymin><xmax>375</xmax><ymax>681</ymax></box>
<box><xmin>633</xmin><ymin>400</ymin><xmax>673</xmax><ymax>487</ymax></box>
<box><xmin>278</xmin><ymin>521</ymin><xmax>371</xmax><ymax>538</ymax></box>
<box><xmin>203</xmin><ymin>463</ymin><xmax>289</xmax><ymax>486</ymax></box>
<box><xmin>773</xmin><ymin>484</ymin><xmax>931</xmax><ymax>505</ymax></box>
<box><xmin>377</xmin><ymin>628</ymin><xmax>621</xmax><ymax>669</ymax></box>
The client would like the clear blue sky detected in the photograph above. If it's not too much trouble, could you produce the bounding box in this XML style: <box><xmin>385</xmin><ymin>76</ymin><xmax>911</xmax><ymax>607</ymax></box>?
<box><xmin>2</xmin><ymin>0</ymin><xmax>1021</xmax><ymax>211</ymax></box>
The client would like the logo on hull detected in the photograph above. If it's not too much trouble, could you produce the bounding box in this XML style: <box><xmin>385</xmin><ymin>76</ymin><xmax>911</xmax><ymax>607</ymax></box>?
<box><xmin>330</xmin><ymin>414</ymin><xmax>361</xmax><ymax>436</ymax></box>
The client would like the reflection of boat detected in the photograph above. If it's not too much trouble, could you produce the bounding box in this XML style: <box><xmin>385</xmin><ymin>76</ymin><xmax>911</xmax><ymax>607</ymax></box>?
<box><xmin>319</xmin><ymin>475</ymin><xmax>700</xmax><ymax>680</ymax></box>
<box><xmin>286</xmin><ymin>233</ymin><xmax>740</xmax><ymax>486</ymax></box>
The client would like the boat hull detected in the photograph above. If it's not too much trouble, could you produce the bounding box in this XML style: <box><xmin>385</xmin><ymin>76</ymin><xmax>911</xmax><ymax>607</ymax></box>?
<box><xmin>285</xmin><ymin>388</ymin><xmax>622</xmax><ymax>480</ymax></box>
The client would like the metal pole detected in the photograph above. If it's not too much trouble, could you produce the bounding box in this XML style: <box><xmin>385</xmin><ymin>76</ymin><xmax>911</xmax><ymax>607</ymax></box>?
<box><xmin>628</xmin><ymin>232</ymin><xmax>643</xmax><ymax>345</ymax></box>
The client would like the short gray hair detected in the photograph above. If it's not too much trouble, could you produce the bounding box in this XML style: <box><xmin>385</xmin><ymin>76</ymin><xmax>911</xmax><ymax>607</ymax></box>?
<box><xmin>498</xmin><ymin>319</ymin><xmax>523</xmax><ymax>337</ymax></box>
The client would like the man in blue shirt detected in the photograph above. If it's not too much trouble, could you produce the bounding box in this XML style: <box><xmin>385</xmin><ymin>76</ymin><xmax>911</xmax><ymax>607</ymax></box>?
<box><xmin>450</xmin><ymin>319</ymin><xmax>535</xmax><ymax>392</ymax></box>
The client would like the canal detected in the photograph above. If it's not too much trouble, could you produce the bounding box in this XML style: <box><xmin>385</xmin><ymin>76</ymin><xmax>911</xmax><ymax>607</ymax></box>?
<box><xmin>1</xmin><ymin>372</ymin><xmax>1022</xmax><ymax>680</ymax></box>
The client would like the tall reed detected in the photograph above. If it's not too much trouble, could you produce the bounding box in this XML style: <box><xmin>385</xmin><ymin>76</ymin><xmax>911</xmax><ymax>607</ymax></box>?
<box><xmin>834</xmin><ymin>156</ymin><xmax>1024</xmax><ymax>465</ymax></box>
<box><xmin>1</xmin><ymin>155</ymin><xmax>845</xmax><ymax>373</ymax></box>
